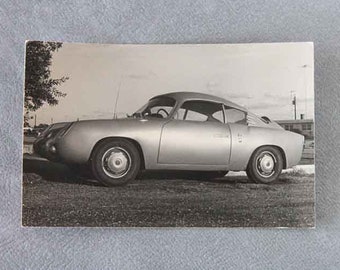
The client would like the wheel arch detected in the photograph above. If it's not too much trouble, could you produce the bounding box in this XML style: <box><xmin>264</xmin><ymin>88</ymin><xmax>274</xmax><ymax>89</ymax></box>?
<box><xmin>89</xmin><ymin>137</ymin><xmax>146</xmax><ymax>170</ymax></box>
<box><xmin>247</xmin><ymin>144</ymin><xmax>287</xmax><ymax>169</ymax></box>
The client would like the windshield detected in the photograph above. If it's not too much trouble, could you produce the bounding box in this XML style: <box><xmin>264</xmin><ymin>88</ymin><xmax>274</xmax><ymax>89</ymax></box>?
<box><xmin>133</xmin><ymin>97</ymin><xmax>176</xmax><ymax>119</ymax></box>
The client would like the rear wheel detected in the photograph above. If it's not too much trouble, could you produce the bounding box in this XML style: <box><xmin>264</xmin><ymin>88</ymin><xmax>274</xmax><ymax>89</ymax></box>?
<box><xmin>246</xmin><ymin>146</ymin><xmax>283</xmax><ymax>184</ymax></box>
<box><xmin>91</xmin><ymin>139</ymin><xmax>141</xmax><ymax>186</ymax></box>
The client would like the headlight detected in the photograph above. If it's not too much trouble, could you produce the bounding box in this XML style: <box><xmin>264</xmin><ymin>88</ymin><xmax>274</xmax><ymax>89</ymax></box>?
<box><xmin>49</xmin><ymin>145</ymin><xmax>57</xmax><ymax>153</ymax></box>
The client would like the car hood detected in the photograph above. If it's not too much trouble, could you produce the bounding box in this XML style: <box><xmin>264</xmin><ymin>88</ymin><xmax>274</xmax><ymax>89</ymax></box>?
<box><xmin>75</xmin><ymin>117</ymin><xmax>151</xmax><ymax>124</ymax></box>
<box><xmin>68</xmin><ymin>117</ymin><xmax>167</xmax><ymax>130</ymax></box>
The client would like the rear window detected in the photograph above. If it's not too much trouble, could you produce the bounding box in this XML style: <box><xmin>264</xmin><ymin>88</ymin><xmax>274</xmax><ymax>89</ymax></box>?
<box><xmin>224</xmin><ymin>106</ymin><xmax>246</xmax><ymax>124</ymax></box>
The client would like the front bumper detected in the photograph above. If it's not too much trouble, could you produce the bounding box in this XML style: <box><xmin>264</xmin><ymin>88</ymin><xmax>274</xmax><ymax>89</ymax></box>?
<box><xmin>33</xmin><ymin>122</ymin><xmax>74</xmax><ymax>162</ymax></box>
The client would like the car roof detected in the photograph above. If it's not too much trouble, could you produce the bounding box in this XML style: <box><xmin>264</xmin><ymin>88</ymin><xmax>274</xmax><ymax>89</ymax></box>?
<box><xmin>153</xmin><ymin>92</ymin><xmax>247</xmax><ymax>111</ymax></box>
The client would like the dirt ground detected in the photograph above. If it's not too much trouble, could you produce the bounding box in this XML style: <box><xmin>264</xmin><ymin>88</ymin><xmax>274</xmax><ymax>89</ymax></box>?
<box><xmin>22</xmin><ymin>158</ymin><xmax>315</xmax><ymax>227</ymax></box>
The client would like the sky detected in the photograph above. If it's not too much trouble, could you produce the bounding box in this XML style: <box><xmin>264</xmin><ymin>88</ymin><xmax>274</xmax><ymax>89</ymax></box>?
<box><xmin>30</xmin><ymin>42</ymin><xmax>314</xmax><ymax>125</ymax></box>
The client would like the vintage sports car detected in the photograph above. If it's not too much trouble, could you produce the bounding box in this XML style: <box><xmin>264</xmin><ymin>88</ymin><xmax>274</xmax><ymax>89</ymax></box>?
<box><xmin>33</xmin><ymin>92</ymin><xmax>304</xmax><ymax>186</ymax></box>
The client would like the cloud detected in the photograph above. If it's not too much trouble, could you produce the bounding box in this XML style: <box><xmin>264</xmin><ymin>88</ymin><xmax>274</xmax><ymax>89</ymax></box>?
<box><xmin>127</xmin><ymin>71</ymin><xmax>156</xmax><ymax>80</ymax></box>
<box><xmin>264</xmin><ymin>92</ymin><xmax>291</xmax><ymax>102</ymax></box>
<box><xmin>79</xmin><ymin>109</ymin><xmax>113</xmax><ymax>120</ymax></box>
<box><xmin>127</xmin><ymin>74</ymin><xmax>148</xmax><ymax>80</ymax></box>
<box><xmin>205</xmin><ymin>82</ymin><xmax>249</xmax><ymax>100</ymax></box>
<box><xmin>227</xmin><ymin>92</ymin><xmax>250</xmax><ymax>99</ymax></box>
<box><xmin>248</xmin><ymin>101</ymin><xmax>288</xmax><ymax>110</ymax></box>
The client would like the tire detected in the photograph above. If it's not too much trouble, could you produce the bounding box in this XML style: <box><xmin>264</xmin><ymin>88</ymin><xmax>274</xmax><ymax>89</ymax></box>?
<box><xmin>246</xmin><ymin>146</ymin><xmax>283</xmax><ymax>184</ymax></box>
<box><xmin>90</xmin><ymin>139</ymin><xmax>141</xmax><ymax>186</ymax></box>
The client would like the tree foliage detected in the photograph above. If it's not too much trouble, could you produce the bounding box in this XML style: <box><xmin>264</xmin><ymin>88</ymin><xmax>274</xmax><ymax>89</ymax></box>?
<box><xmin>24</xmin><ymin>41</ymin><xmax>68</xmax><ymax>113</ymax></box>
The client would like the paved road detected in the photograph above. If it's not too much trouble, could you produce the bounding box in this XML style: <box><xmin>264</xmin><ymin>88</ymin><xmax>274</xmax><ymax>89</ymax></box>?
<box><xmin>22</xmin><ymin>159</ymin><xmax>315</xmax><ymax>227</ymax></box>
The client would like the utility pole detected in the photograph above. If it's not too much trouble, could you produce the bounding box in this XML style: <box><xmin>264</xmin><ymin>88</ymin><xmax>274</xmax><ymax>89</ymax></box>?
<box><xmin>34</xmin><ymin>114</ymin><xmax>37</xmax><ymax>127</ymax></box>
<box><xmin>292</xmin><ymin>95</ymin><xmax>297</xmax><ymax>120</ymax></box>
<box><xmin>302</xmin><ymin>64</ymin><xmax>308</xmax><ymax>118</ymax></box>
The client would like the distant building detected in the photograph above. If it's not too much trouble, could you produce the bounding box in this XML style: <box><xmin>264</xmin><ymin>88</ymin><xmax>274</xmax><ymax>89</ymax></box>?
<box><xmin>275</xmin><ymin>119</ymin><xmax>314</xmax><ymax>139</ymax></box>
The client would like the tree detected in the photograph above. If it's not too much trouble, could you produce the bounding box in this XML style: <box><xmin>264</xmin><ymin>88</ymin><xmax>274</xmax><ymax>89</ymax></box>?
<box><xmin>24</xmin><ymin>41</ymin><xmax>68</xmax><ymax>125</ymax></box>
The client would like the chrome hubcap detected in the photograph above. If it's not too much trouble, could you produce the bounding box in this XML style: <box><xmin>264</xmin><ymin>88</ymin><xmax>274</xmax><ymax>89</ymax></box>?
<box><xmin>256</xmin><ymin>151</ymin><xmax>276</xmax><ymax>178</ymax></box>
<box><xmin>102</xmin><ymin>147</ymin><xmax>131</xmax><ymax>178</ymax></box>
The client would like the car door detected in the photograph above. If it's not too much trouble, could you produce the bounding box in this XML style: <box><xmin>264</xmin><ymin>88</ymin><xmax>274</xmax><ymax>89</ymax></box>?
<box><xmin>158</xmin><ymin>100</ymin><xmax>231</xmax><ymax>165</ymax></box>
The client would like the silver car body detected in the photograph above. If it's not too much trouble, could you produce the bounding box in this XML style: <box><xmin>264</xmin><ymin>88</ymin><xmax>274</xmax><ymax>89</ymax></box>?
<box><xmin>35</xmin><ymin>92</ymin><xmax>304</xmax><ymax>171</ymax></box>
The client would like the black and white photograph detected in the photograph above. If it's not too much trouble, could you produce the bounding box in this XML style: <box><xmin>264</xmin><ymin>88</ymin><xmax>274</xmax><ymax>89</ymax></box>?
<box><xmin>22</xmin><ymin>41</ymin><xmax>315</xmax><ymax>227</ymax></box>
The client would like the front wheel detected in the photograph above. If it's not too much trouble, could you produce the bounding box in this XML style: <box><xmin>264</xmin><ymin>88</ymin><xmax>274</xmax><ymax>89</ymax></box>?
<box><xmin>246</xmin><ymin>146</ymin><xmax>283</xmax><ymax>184</ymax></box>
<box><xmin>91</xmin><ymin>139</ymin><xmax>141</xmax><ymax>186</ymax></box>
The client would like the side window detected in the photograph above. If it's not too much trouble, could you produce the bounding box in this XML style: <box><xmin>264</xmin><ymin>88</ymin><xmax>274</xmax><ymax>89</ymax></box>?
<box><xmin>224</xmin><ymin>106</ymin><xmax>247</xmax><ymax>124</ymax></box>
<box><xmin>178</xmin><ymin>100</ymin><xmax>224</xmax><ymax>123</ymax></box>
<box><xmin>212</xmin><ymin>110</ymin><xmax>224</xmax><ymax>123</ymax></box>
<box><xmin>174</xmin><ymin>108</ymin><xmax>186</xmax><ymax>120</ymax></box>
<box><xmin>185</xmin><ymin>110</ymin><xmax>208</xmax><ymax>121</ymax></box>
<box><xmin>149</xmin><ymin>106</ymin><xmax>173</xmax><ymax>115</ymax></box>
